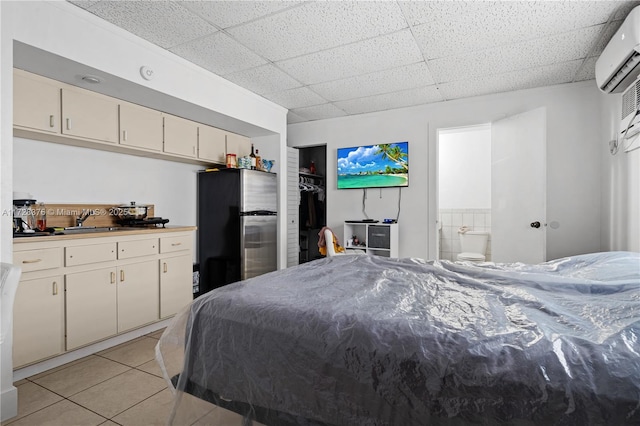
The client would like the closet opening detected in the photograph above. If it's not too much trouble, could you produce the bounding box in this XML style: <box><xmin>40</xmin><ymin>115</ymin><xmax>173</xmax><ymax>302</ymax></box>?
<box><xmin>298</xmin><ymin>145</ymin><xmax>326</xmax><ymax>264</ymax></box>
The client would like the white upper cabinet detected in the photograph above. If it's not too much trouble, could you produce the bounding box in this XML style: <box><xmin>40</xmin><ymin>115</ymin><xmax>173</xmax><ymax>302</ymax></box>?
<box><xmin>62</xmin><ymin>87</ymin><xmax>119</xmax><ymax>144</ymax></box>
<box><xmin>14</xmin><ymin>69</ymin><xmax>250</xmax><ymax>165</ymax></box>
<box><xmin>164</xmin><ymin>114</ymin><xmax>197</xmax><ymax>158</ymax></box>
<box><xmin>198</xmin><ymin>125</ymin><xmax>227</xmax><ymax>164</ymax></box>
<box><xmin>119</xmin><ymin>101</ymin><xmax>163</xmax><ymax>152</ymax></box>
<box><xmin>13</xmin><ymin>69</ymin><xmax>61</xmax><ymax>134</ymax></box>
<box><xmin>226</xmin><ymin>132</ymin><xmax>251</xmax><ymax>158</ymax></box>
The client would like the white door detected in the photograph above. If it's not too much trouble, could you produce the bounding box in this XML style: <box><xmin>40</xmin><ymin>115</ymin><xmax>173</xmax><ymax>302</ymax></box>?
<box><xmin>287</xmin><ymin>147</ymin><xmax>300</xmax><ymax>267</ymax></box>
<box><xmin>491</xmin><ymin>107</ymin><xmax>547</xmax><ymax>263</ymax></box>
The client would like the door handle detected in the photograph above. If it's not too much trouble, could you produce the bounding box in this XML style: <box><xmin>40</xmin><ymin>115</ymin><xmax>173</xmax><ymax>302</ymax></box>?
<box><xmin>530</xmin><ymin>221</ymin><xmax>541</xmax><ymax>228</ymax></box>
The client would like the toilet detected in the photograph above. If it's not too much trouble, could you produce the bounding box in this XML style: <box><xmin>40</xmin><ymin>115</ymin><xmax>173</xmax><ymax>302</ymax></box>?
<box><xmin>457</xmin><ymin>230</ymin><xmax>489</xmax><ymax>262</ymax></box>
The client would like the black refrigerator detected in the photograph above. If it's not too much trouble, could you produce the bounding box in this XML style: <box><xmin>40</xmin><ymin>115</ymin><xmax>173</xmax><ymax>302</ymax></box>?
<box><xmin>197</xmin><ymin>168</ymin><xmax>277</xmax><ymax>295</ymax></box>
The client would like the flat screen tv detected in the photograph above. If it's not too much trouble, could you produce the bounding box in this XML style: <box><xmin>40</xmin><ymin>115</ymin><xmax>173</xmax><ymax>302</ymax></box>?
<box><xmin>337</xmin><ymin>141</ymin><xmax>409</xmax><ymax>189</ymax></box>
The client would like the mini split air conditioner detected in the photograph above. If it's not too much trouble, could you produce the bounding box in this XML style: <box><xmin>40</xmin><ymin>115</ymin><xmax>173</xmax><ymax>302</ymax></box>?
<box><xmin>596</xmin><ymin>6</ymin><xmax>640</xmax><ymax>140</ymax></box>
<box><xmin>596</xmin><ymin>6</ymin><xmax>640</xmax><ymax>94</ymax></box>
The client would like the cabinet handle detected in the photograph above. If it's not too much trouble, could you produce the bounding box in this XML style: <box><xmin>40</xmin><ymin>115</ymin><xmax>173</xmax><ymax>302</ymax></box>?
<box><xmin>111</xmin><ymin>272</ymin><xmax>116</xmax><ymax>284</ymax></box>
<box><xmin>22</xmin><ymin>258</ymin><xmax>42</xmax><ymax>264</ymax></box>
<box><xmin>49</xmin><ymin>115</ymin><xmax>55</xmax><ymax>128</ymax></box>
<box><xmin>192</xmin><ymin>146</ymin><xmax>196</xmax><ymax>155</ymax></box>
<box><xmin>163</xmin><ymin>262</ymin><xmax>168</xmax><ymax>273</ymax></box>
<box><xmin>66</xmin><ymin>118</ymin><xmax>72</xmax><ymax>130</ymax></box>
<box><xmin>52</xmin><ymin>281</ymin><xmax>58</xmax><ymax>296</ymax></box>
<box><xmin>123</xmin><ymin>130</ymin><xmax>127</xmax><ymax>141</ymax></box>
<box><xmin>120</xmin><ymin>270</ymin><xmax>125</xmax><ymax>282</ymax></box>
<box><xmin>171</xmin><ymin>242</ymin><xmax>182</xmax><ymax>246</ymax></box>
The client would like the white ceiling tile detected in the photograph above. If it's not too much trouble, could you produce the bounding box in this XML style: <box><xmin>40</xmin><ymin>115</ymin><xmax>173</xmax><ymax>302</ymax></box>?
<box><xmin>289</xmin><ymin>103</ymin><xmax>347</xmax><ymax>121</ymax></box>
<box><xmin>224</xmin><ymin>64</ymin><xmax>301</xmax><ymax>95</ymax></box>
<box><xmin>412</xmin><ymin>2</ymin><xmax>618</xmax><ymax>60</ymax></box>
<box><xmin>400</xmin><ymin>1</ymin><xmax>495</xmax><ymax>27</ymax></box>
<box><xmin>287</xmin><ymin>111</ymin><xmax>307</xmax><ymax>125</ymax></box>
<box><xmin>169</xmin><ymin>32</ymin><xmax>267</xmax><ymax>76</ymax></box>
<box><xmin>68</xmin><ymin>0</ymin><xmax>101</xmax><ymax>9</ymax></box>
<box><xmin>438</xmin><ymin>60</ymin><xmax>583</xmax><ymax>101</ymax></box>
<box><xmin>310</xmin><ymin>62</ymin><xmax>434</xmax><ymax>102</ymax></box>
<box><xmin>262</xmin><ymin>87</ymin><xmax>326</xmax><ymax>109</ymax></box>
<box><xmin>227</xmin><ymin>1</ymin><xmax>408</xmax><ymax>62</ymax></box>
<box><xmin>181</xmin><ymin>1</ymin><xmax>302</xmax><ymax>29</ymax></box>
<box><xmin>574</xmin><ymin>57</ymin><xmax>597</xmax><ymax>82</ymax></box>
<box><xmin>429</xmin><ymin>25</ymin><xmax>603</xmax><ymax>83</ymax></box>
<box><xmin>334</xmin><ymin>86</ymin><xmax>443</xmax><ymax>115</ymax></box>
<box><xmin>84</xmin><ymin>1</ymin><xmax>217</xmax><ymax>49</ymax></box>
<box><xmin>277</xmin><ymin>30</ymin><xmax>423</xmax><ymax>85</ymax></box>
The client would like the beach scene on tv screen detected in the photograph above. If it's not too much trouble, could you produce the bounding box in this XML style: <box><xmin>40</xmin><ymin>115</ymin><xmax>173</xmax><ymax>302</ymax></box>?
<box><xmin>337</xmin><ymin>142</ymin><xmax>408</xmax><ymax>189</ymax></box>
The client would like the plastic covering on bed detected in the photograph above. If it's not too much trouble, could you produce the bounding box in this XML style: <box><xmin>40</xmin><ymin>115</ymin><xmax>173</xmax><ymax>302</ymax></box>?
<box><xmin>156</xmin><ymin>251</ymin><xmax>640</xmax><ymax>425</ymax></box>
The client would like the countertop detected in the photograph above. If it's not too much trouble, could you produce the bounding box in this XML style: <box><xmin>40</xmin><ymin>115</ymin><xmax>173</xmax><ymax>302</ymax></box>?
<box><xmin>13</xmin><ymin>225</ymin><xmax>197</xmax><ymax>243</ymax></box>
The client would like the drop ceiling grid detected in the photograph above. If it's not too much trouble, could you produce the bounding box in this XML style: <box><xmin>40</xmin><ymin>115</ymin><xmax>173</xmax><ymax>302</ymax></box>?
<box><xmin>226</xmin><ymin>1</ymin><xmax>409</xmax><ymax>62</ymax></box>
<box><xmin>180</xmin><ymin>0</ymin><xmax>303</xmax><ymax>29</ymax></box>
<box><xmin>66</xmin><ymin>0</ymin><xmax>640</xmax><ymax>124</ymax></box>
<box><xmin>84</xmin><ymin>1</ymin><xmax>218</xmax><ymax>49</ymax></box>
<box><xmin>427</xmin><ymin>25</ymin><xmax>604</xmax><ymax>84</ymax></box>
<box><xmin>169</xmin><ymin>32</ymin><xmax>268</xmax><ymax>76</ymax></box>
<box><xmin>309</xmin><ymin>62</ymin><xmax>435</xmax><ymax>102</ymax></box>
<box><xmin>437</xmin><ymin>60</ymin><xmax>584</xmax><ymax>101</ymax></box>
<box><xmin>276</xmin><ymin>30</ymin><xmax>424</xmax><ymax>85</ymax></box>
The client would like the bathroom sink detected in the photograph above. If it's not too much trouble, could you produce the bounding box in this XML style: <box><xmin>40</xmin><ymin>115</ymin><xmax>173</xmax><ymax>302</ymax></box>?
<box><xmin>60</xmin><ymin>226</ymin><xmax>125</xmax><ymax>234</ymax></box>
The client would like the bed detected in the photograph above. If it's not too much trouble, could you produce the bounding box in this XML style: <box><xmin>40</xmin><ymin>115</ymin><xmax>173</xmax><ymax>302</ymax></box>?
<box><xmin>156</xmin><ymin>251</ymin><xmax>640</xmax><ymax>425</ymax></box>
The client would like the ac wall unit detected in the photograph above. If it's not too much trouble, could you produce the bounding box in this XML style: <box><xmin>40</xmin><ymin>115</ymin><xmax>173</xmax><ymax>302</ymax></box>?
<box><xmin>596</xmin><ymin>6</ymin><xmax>640</xmax><ymax>93</ymax></box>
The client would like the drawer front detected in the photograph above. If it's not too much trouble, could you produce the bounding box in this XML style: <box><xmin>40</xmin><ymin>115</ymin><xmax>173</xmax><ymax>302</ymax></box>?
<box><xmin>160</xmin><ymin>235</ymin><xmax>191</xmax><ymax>253</ymax></box>
<box><xmin>368</xmin><ymin>226</ymin><xmax>391</xmax><ymax>249</ymax></box>
<box><xmin>14</xmin><ymin>248</ymin><xmax>62</xmax><ymax>273</ymax></box>
<box><xmin>66</xmin><ymin>243</ymin><xmax>117</xmax><ymax>266</ymax></box>
<box><xmin>118</xmin><ymin>239</ymin><xmax>158</xmax><ymax>259</ymax></box>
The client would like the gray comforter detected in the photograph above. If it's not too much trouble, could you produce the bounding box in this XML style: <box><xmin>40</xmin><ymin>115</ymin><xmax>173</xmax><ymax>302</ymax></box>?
<box><xmin>158</xmin><ymin>251</ymin><xmax>640</xmax><ymax>425</ymax></box>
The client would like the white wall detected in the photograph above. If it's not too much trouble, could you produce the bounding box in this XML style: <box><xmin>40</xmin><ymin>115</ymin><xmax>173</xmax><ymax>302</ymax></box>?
<box><xmin>438</xmin><ymin>125</ymin><xmax>491</xmax><ymax>209</ymax></box>
<box><xmin>288</xmin><ymin>81</ymin><xmax>603</xmax><ymax>261</ymax></box>
<box><xmin>13</xmin><ymin>138</ymin><xmax>201</xmax><ymax>228</ymax></box>
<box><xmin>599</xmin><ymin>90</ymin><xmax>640</xmax><ymax>252</ymax></box>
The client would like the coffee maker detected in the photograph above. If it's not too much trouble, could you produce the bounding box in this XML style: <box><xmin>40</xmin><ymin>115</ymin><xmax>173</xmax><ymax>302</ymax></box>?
<box><xmin>13</xmin><ymin>198</ymin><xmax>37</xmax><ymax>234</ymax></box>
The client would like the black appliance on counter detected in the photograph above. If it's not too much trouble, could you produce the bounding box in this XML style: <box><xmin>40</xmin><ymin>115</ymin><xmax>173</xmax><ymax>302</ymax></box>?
<box><xmin>117</xmin><ymin>217</ymin><xmax>170</xmax><ymax>227</ymax></box>
<box><xmin>197</xmin><ymin>168</ymin><xmax>277</xmax><ymax>295</ymax></box>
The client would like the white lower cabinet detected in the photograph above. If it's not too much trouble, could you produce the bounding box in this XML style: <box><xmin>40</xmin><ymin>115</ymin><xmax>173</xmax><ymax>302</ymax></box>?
<box><xmin>13</xmin><ymin>275</ymin><xmax>65</xmax><ymax>367</ymax></box>
<box><xmin>160</xmin><ymin>254</ymin><xmax>192</xmax><ymax>318</ymax></box>
<box><xmin>118</xmin><ymin>260</ymin><xmax>159</xmax><ymax>332</ymax></box>
<box><xmin>66</xmin><ymin>267</ymin><xmax>118</xmax><ymax>350</ymax></box>
<box><xmin>13</xmin><ymin>229</ymin><xmax>194</xmax><ymax>368</ymax></box>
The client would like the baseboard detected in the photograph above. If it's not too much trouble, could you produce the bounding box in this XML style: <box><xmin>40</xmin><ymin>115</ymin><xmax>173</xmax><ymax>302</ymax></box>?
<box><xmin>1</xmin><ymin>385</ymin><xmax>18</xmax><ymax>422</ymax></box>
<box><xmin>13</xmin><ymin>319</ymin><xmax>171</xmax><ymax>381</ymax></box>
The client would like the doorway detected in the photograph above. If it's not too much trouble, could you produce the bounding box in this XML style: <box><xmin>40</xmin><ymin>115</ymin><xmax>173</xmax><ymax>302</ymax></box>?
<box><xmin>298</xmin><ymin>145</ymin><xmax>327</xmax><ymax>264</ymax></box>
<box><xmin>437</xmin><ymin>125</ymin><xmax>492</xmax><ymax>261</ymax></box>
<box><xmin>436</xmin><ymin>107</ymin><xmax>547</xmax><ymax>264</ymax></box>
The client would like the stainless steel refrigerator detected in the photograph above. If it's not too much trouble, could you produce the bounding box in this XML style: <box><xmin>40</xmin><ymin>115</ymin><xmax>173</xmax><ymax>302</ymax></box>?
<box><xmin>197</xmin><ymin>168</ymin><xmax>277</xmax><ymax>295</ymax></box>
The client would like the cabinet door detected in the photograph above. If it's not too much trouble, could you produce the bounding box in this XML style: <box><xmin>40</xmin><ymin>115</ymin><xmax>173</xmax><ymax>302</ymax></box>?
<box><xmin>66</xmin><ymin>267</ymin><xmax>118</xmax><ymax>350</ymax></box>
<box><xmin>160</xmin><ymin>254</ymin><xmax>193</xmax><ymax>318</ymax></box>
<box><xmin>226</xmin><ymin>132</ymin><xmax>251</xmax><ymax>158</ymax></box>
<box><xmin>13</xmin><ymin>70</ymin><xmax>61</xmax><ymax>134</ymax></box>
<box><xmin>119</xmin><ymin>102</ymin><xmax>163</xmax><ymax>152</ymax></box>
<box><xmin>163</xmin><ymin>115</ymin><xmax>197</xmax><ymax>158</ymax></box>
<box><xmin>117</xmin><ymin>260</ymin><xmax>159</xmax><ymax>332</ymax></box>
<box><xmin>62</xmin><ymin>88</ymin><xmax>118</xmax><ymax>143</ymax></box>
<box><xmin>13</xmin><ymin>276</ymin><xmax>64</xmax><ymax>368</ymax></box>
<box><xmin>198</xmin><ymin>125</ymin><xmax>226</xmax><ymax>163</ymax></box>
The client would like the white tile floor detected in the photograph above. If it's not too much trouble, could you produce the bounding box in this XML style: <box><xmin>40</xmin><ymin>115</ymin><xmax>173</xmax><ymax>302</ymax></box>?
<box><xmin>2</xmin><ymin>329</ymin><xmax>255</xmax><ymax>426</ymax></box>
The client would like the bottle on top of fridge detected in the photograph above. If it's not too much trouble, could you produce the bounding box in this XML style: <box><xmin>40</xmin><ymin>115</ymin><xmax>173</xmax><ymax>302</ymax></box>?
<box><xmin>250</xmin><ymin>144</ymin><xmax>257</xmax><ymax>170</ymax></box>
